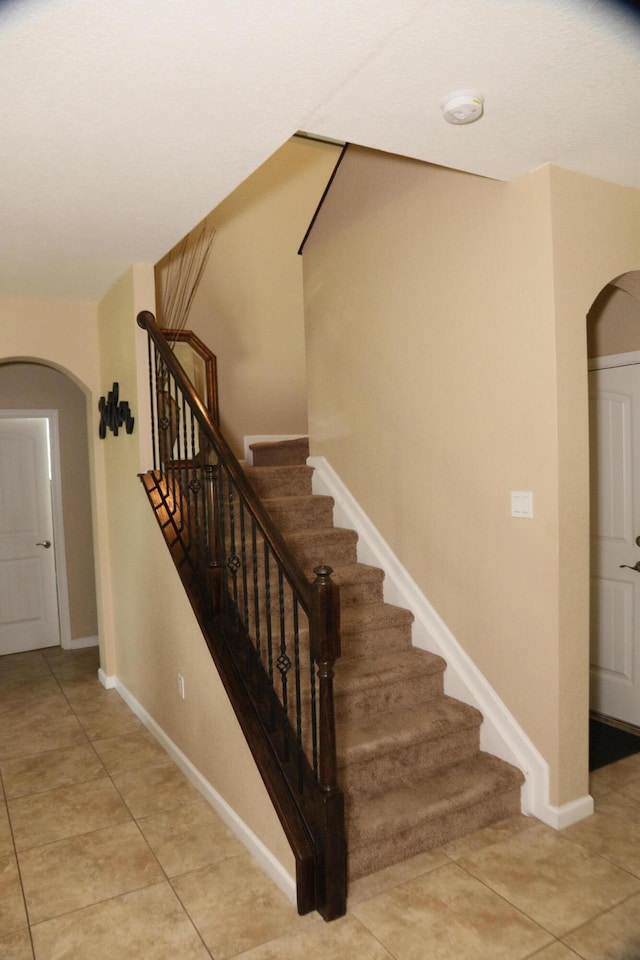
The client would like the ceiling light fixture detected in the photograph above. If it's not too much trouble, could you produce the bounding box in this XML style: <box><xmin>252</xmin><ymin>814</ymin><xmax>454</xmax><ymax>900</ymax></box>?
<box><xmin>442</xmin><ymin>91</ymin><xmax>484</xmax><ymax>125</ymax></box>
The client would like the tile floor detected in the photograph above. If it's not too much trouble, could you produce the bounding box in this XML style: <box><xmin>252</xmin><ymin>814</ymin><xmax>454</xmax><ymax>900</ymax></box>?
<box><xmin>1</xmin><ymin>647</ymin><xmax>640</xmax><ymax>959</ymax></box>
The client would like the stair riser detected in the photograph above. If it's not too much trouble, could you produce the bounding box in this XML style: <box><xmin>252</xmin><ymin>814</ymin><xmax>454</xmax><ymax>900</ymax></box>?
<box><xmin>244</xmin><ymin>468</ymin><xmax>313</xmax><ymax>499</ymax></box>
<box><xmin>334</xmin><ymin>672</ymin><xmax>444</xmax><ymax>723</ymax></box>
<box><xmin>265</xmin><ymin>497</ymin><xmax>335</xmax><ymax>532</ymax></box>
<box><xmin>347</xmin><ymin>786</ymin><xmax>522</xmax><ymax>880</ymax></box>
<box><xmin>251</xmin><ymin>439</ymin><xmax>309</xmax><ymax>467</ymax></box>
<box><xmin>291</xmin><ymin>533</ymin><xmax>358</xmax><ymax>570</ymax></box>
<box><xmin>340</xmin><ymin>623</ymin><xmax>413</xmax><ymax>658</ymax></box>
<box><xmin>340</xmin><ymin>726</ymin><xmax>481</xmax><ymax>797</ymax></box>
<box><xmin>338</xmin><ymin>578</ymin><xmax>385</xmax><ymax>607</ymax></box>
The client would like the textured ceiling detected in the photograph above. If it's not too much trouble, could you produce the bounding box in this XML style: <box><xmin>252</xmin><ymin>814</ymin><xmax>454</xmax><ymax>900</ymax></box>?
<box><xmin>1</xmin><ymin>0</ymin><xmax>639</xmax><ymax>301</ymax></box>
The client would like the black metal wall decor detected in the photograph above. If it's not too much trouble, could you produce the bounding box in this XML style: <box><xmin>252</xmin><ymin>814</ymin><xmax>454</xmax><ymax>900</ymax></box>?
<box><xmin>98</xmin><ymin>382</ymin><xmax>135</xmax><ymax>438</ymax></box>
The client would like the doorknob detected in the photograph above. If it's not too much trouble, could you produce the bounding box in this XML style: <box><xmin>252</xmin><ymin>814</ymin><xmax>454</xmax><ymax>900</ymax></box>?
<box><xmin>36</xmin><ymin>540</ymin><xmax>51</xmax><ymax>549</ymax></box>
<box><xmin>620</xmin><ymin>561</ymin><xmax>640</xmax><ymax>571</ymax></box>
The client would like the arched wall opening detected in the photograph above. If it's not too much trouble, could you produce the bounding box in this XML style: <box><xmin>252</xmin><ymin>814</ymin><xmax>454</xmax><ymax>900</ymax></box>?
<box><xmin>0</xmin><ymin>359</ymin><xmax>99</xmax><ymax>650</ymax></box>
<box><xmin>586</xmin><ymin>270</ymin><xmax>640</xmax><ymax>765</ymax></box>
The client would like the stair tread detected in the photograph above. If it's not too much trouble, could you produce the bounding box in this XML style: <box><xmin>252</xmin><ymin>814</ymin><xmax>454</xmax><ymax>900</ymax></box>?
<box><xmin>287</xmin><ymin>526</ymin><xmax>357</xmax><ymax>543</ymax></box>
<box><xmin>346</xmin><ymin>753</ymin><xmax>525</xmax><ymax>847</ymax></box>
<box><xmin>337</xmin><ymin>696</ymin><xmax>482</xmax><ymax>765</ymax></box>
<box><xmin>340</xmin><ymin>601</ymin><xmax>414</xmax><ymax>632</ymax></box>
<box><xmin>263</xmin><ymin>494</ymin><xmax>334</xmax><ymax>508</ymax></box>
<box><xmin>336</xmin><ymin>648</ymin><xmax>446</xmax><ymax>686</ymax></box>
<box><xmin>329</xmin><ymin>562</ymin><xmax>385</xmax><ymax>585</ymax></box>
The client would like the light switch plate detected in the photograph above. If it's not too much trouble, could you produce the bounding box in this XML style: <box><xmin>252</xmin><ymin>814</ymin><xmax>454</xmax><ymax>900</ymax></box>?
<box><xmin>511</xmin><ymin>491</ymin><xmax>533</xmax><ymax>518</ymax></box>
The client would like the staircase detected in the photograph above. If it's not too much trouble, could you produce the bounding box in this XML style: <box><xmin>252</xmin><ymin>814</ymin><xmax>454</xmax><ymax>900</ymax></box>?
<box><xmin>245</xmin><ymin>436</ymin><xmax>524</xmax><ymax>880</ymax></box>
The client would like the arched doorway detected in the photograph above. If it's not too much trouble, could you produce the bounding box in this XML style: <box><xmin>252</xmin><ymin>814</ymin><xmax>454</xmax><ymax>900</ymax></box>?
<box><xmin>0</xmin><ymin>361</ymin><xmax>98</xmax><ymax>654</ymax></box>
<box><xmin>588</xmin><ymin>270</ymin><xmax>640</xmax><ymax>767</ymax></box>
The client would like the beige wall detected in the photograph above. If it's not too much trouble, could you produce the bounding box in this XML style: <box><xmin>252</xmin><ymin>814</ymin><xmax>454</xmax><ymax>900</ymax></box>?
<box><xmin>0</xmin><ymin>362</ymin><xmax>97</xmax><ymax>640</ymax></box>
<box><xmin>156</xmin><ymin>136</ymin><xmax>341</xmax><ymax>457</ymax></box>
<box><xmin>303</xmin><ymin>149</ymin><xmax>573</xmax><ymax>802</ymax></box>
<box><xmin>98</xmin><ymin>267</ymin><xmax>293</xmax><ymax>875</ymax></box>
<box><xmin>548</xmin><ymin>165</ymin><xmax>640</xmax><ymax>799</ymax></box>
<box><xmin>587</xmin><ymin>285</ymin><xmax>640</xmax><ymax>357</ymax></box>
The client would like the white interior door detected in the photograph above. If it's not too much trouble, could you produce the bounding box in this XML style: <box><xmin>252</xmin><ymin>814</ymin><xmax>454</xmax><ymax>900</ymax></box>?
<box><xmin>0</xmin><ymin>417</ymin><xmax>61</xmax><ymax>655</ymax></box>
<box><xmin>590</xmin><ymin>360</ymin><xmax>640</xmax><ymax>726</ymax></box>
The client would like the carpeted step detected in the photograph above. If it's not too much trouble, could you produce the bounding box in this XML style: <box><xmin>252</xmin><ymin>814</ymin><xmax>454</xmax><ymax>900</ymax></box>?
<box><xmin>334</xmin><ymin>649</ymin><xmax>446</xmax><ymax>722</ymax></box>
<box><xmin>250</xmin><ymin>436</ymin><xmax>310</xmax><ymax>466</ymax></box>
<box><xmin>346</xmin><ymin>753</ymin><xmax>525</xmax><ymax>880</ymax></box>
<box><xmin>263</xmin><ymin>494</ymin><xmax>335</xmax><ymax>532</ymax></box>
<box><xmin>339</xmin><ymin>602</ymin><xmax>414</xmax><ymax>657</ymax></box>
<box><xmin>329</xmin><ymin>563</ymin><xmax>385</xmax><ymax>606</ymax></box>
<box><xmin>285</xmin><ymin>526</ymin><xmax>359</xmax><ymax>570</ymax></box>
<box><xmin>337</xmin><ymin>697</ymin><xmax>483</xmax><ymax>796</ymax></box>
<box><xmin>233</xmin><ymin>436</ymin><xmax>526</xmax><ymax>888</ymax></box>
<box><xmin>244</xmin><ymin>464</ymin><xmax>314</xmax><ymax>499</ymax></box>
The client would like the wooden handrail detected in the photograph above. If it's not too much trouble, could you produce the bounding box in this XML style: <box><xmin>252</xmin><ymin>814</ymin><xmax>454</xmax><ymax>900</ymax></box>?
<box><xmin>136</xmin><ymin>310</ymin><xmax>346</xmax><ymax>920</ymax></box>
<box><xmin>138</xmin><ymin>309</ymin><xmax>313</xmax><ymax>608</ymax></box>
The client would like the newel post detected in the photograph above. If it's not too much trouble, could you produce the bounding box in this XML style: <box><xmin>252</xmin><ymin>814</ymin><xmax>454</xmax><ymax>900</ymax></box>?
<box><xmin>309</xmin><ymin>565</ymin><xmax>346</xmax><ymax>920</ymax></box>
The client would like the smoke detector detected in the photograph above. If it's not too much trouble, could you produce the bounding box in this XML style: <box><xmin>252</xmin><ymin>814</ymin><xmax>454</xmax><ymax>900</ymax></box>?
<box><xmin>442</xmin><ymin>91</ymin><xmax>484</xmax><ymax>125</ymax></box>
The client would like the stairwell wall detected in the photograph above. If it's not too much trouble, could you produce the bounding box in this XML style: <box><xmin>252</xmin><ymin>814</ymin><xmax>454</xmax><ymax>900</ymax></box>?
<box><xmin>156</xmin><ymin>136</ymin><xmax>341</xmax><ymax>459</ymax></box>
<box><xmin>302</xmin><ymin>149</ymin><xmax>571</xmax><ymax>803</ymax></box>
<box><xmin>96</xmin><ymin>266</ymin><xmax>295</xmax><ymax>882</ymax></box>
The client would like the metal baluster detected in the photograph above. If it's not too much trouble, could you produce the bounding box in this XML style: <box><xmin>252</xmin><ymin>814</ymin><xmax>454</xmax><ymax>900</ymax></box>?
<box><xmin>251</xmin><ymin>518</ymin><xmax>262</xmax><ymax>665</ymax></box>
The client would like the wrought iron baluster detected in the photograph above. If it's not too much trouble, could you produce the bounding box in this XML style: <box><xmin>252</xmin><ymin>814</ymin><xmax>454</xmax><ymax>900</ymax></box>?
<box><xmin>147</xmin><ymin>338</ymin><xmax>158</xmax><ymax>471</ymax></box>
<box><xmin>292</xmin><ymin>596</ymin><xmax>303</xmax><ymax>789</ymax></box>
<box><xmin>251</xmin><ymin>518</ymin><xmax>262</xmax><ymax>665</ymax></box>
<box><xmin>238</xmin><ymin>500</ymin><xmax>252</xmax><ymax>670</ymax></box>
<box><xmin>276</xmin><ymin>570</ymin><xmax>290</xmax><ymax>757</ymax></box>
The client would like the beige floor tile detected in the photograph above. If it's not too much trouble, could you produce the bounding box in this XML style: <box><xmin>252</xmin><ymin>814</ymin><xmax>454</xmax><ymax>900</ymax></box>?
<box><xmin>0</xmin><ymin>855</ymin><xmax>29</xmax><ymax>937</ymax></box>
<box><xmin>31</xmin><ymin>882</ymin><xmax>210</xmax><ymax>960</ymax></box>
<box><xmin>562</xmin><ymin>891</ymin><xmax>640</xmax><ymax>959</ymax></box>
<box><xmin>0</xmin><ymin>801</ymin><xmax>14</xmax><ymax>857</ymax></box>
<box><xmin>0</xmin><ymin>678</ymin><xmax>60</xmax><ymax>707</ymax></box>
<box><xmin>0</xmin><ymin>926</ymin><xmax>34</xmax><ymax>960</ymax></box>
<box><xmin>619</xmin><ymin>777</ymin><xmax>640</xmax><ymax>803</ymax></box>
<box><xmin>92</xmin><ymin>728</ymin><xmax>170</xmax><ymax>776</ymax></box>
<box><xmin>348</xmin><ymin>848</ymin><xmax>449</xmax><ymax>905</ymax></box>
<box><xmin>0</xmin><ymin>652</ymin><xmax>50</xmax><ymax>684</ymax></box>
<box><xmin>0</xmin><ymin>689</ymin><xmax>71</xmax><ymax>723</ymax></box>
<box><xmin>1</xmin><ymin>743</ymin><xmax>106</xmax><ymax>799</ymax></box>
<box><xmin>440</xmin><ymin>813</ymin><xmax>537</xmax><ymax>861</ymax></box>
<box><xmin>172</xmin><ymin>853</ymin><xmax>303</xmax><ymax>959</ymax></box>
<box><xmin>563</xmin><ymin>803</ymin><xmax>640</xmax><ymax>876</ymax></box>
<box><xmin>588</xmin><ymin>768</ymin><xmax>613</xmax><ymax>799</ymax></box>
<box><xmin>45</xmin><ymin>649</ymin><xmax>100</xmax><ymax>682</ymax></box>
<box><xmin>137</xmin><ymin>797</ymin><xmax>244</xmax><ymax>876</ymax></box>
<box><xmin>110</xmin><ymin>761</ymin><xmax>198</xmax><ymax>818</ymax></box>
<box><xmin>9</xmin><ymin>776</ymin><xmax>131</xmax><ymax>850</ymax></box>
<box><xmin>591</xmin><ymin>753</ymin><xmax>640</xmax><ymax>792</ymax></box>
<box><xmin>351</xmin><ymin>861</ymin><xmax>553</xmax><ymax>960</ymax></box>
<box><xmin>59</xmin><ymin>676</ymin><xmax>107</xmax><ymax>704</ymax></box>
<box><xmin>234</xmin><ymin>914</ymin><xmax>394</xmax><ymax>959</ymax></box>
<box><xmin>458</xmin><ymin>821</ymin><xmax>640</xmax><ymax>937</ymax></box>
<box><xmin>525</xmin><ymin>943</ymin><xmax>583</xmax><ymax>959</ymax></box>
<box><xmin>19</xmin><ymin>820</ymin><xmax>164</xmax><ymax>924</ymax></box>
<box><xmin>592</xmin><ymin>788</ymin><xmax>640</xmax><ymax>820</ymax></box>
<box><xmin>71</xmin><ymin>700</ymin><xmax>144</xmax><ymax>740</ymax></box>
<box><xmin>0</xmin><ymin>714</ymin><xmax>87</xmax><ymax>762</ymax></box>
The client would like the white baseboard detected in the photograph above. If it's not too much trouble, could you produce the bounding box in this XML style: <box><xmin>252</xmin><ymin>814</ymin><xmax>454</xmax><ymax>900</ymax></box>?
<box><xmin>112</xmin><ymin>677</ymin><xmax>297</xmax><ymax>906</ymax></box>
<box><xmin>243</xmin><ymin>434</ymin><xmax>307</xmax><ymax>466</ymax></box>
<box><xmin>308</xmin><ymin>456</ymin><xmax>589</xmax><ymax>830</ymax></box>
<box><xmin>66</xmin><ymin>634</ymin><xmax>99</xmax><ymax>650</ymax></box>
<box><xmin>98</xmin><ymin>668</ymin><xmax>117</xmax><ymax>689</ymax></box>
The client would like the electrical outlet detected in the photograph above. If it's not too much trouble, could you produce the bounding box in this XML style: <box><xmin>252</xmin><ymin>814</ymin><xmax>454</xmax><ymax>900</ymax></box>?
<box><xmin>177</xmin><ymin>673</ymin><xmax>185</xmax><ymax>700</ymax></box>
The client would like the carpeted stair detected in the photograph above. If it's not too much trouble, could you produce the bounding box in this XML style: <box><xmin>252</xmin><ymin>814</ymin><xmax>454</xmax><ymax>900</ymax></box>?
<box><xmin>244</xmin><ymin>437</ymin><xmax>524</xmax><ymax>881</ymax></box>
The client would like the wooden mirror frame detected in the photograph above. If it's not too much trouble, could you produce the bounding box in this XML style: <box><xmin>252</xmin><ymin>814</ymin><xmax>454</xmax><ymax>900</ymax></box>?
<box><xmin>162</xmin><ymin>328</ymin><xmax>219</xmax><ymax>425</ymax></box>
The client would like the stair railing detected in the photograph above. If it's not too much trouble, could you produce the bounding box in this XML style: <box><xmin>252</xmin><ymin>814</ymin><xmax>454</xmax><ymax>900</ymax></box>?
<box><xmin>136</xmin><ymin>310</ymin><xmax>346</xmax><ymax>920</ymax></box>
